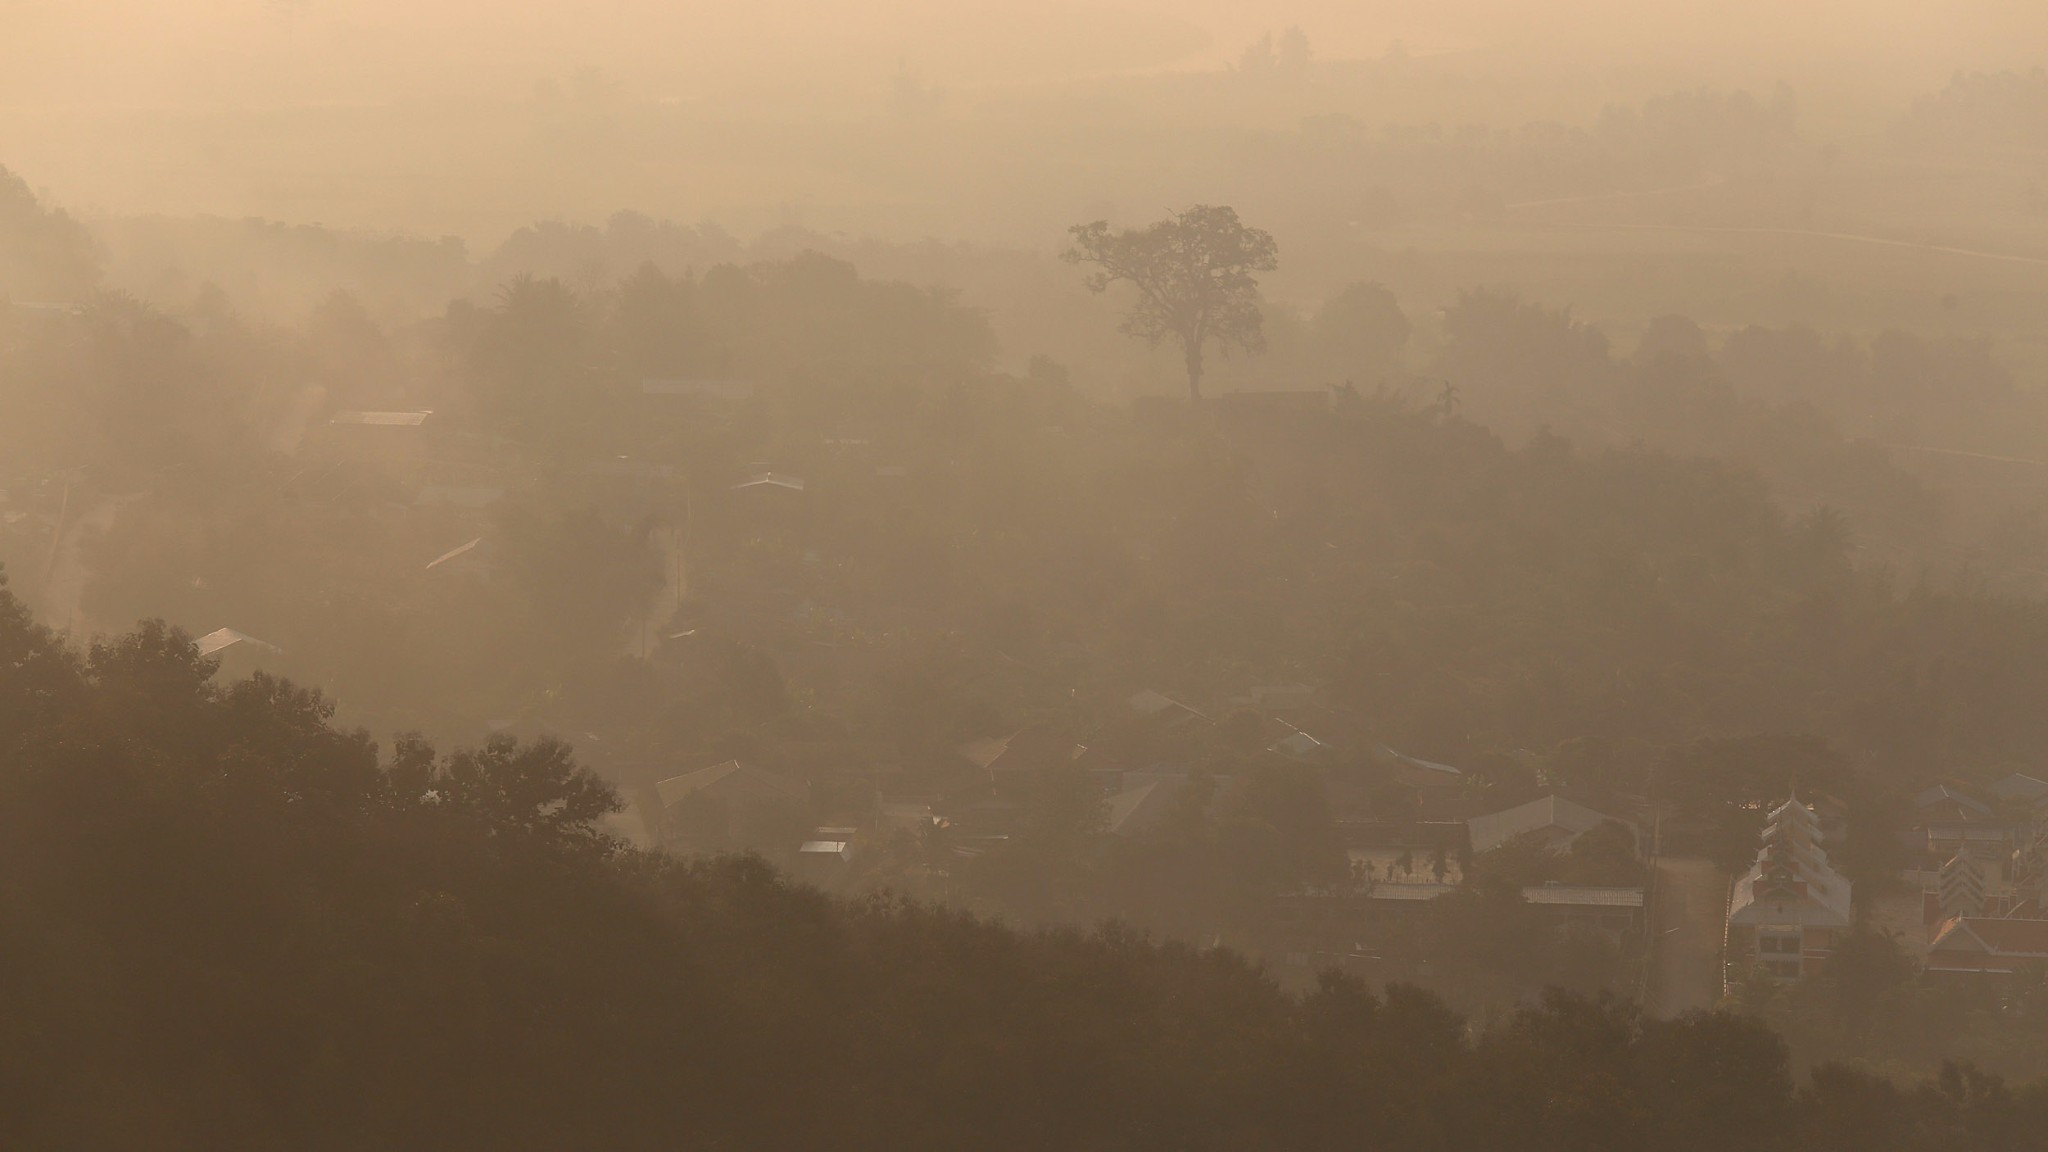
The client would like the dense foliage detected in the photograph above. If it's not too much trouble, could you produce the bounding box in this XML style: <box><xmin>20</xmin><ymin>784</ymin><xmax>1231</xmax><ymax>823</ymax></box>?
<box><xmin>1</xmin><ymin>579</ymin><xmax>2042</xmax><ymax>1150</ymax></box>
<box><xmin>10</xmin><ymin>252</ymin><xmax>2048</xmax><ymax>1021</ymax></box>
<box><xmin>11</xmin><ymin>162</ymin><xmax>2048</xmax><ymax>1078</ymax></box>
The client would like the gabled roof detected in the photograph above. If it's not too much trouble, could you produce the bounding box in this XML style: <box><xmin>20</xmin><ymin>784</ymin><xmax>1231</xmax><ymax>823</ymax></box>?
<box><xmin>1729</xmin><ymin>793</ymin><xmax>1852</xmax><ymax>929</ymax></box>
<box><xmin>1925</xmin><ymin>825</ymin><xmax>2011</xmax><ymax>842</ymax></box>
<box><xmin>1914</xmin><ymin>785</ymin><xmax>1994</xmax><ymax>817</ymax></box>
<box><xmin>1467</xmin><ymin>795</ymin><xmax>1630</xmax><ymax>855</ymax></box>
<box><xmin>655</xmin><ymin>761</ymin><xmax>809</xmax><ymax>809</ymax></box>
<box><xmin>1729</xmin><ymin>871</ymin><xmax>1853</xmax><ymax>928</ymax></box>
<box><xmin>1952</xmin><ymin>916</ymin><xmax>2048</xmax><ymax>955</ymax></box>
<box><xmin>1128</xmin><ymin>689</ymin><xmax>1209</xmax><ymax>724</ymax></box>
<box><xmin>731</xmin><ymin>472</ymin><xmax>805</xmax><ymax>492</ymax></box>
<box><xmin>1928</xmin><ymin>917</ymin><xmax>2048</xmax><ymax>970</ymax></box>
<box><xmin>953</xmin><ymin>727</ymin><xmax>1084</xmax><ymax>776</ymax></box>
<box><xmin>1991</xmin><ymin>774</ymin><xmax>2048</xmax><ymax>806</ymax></box>
<box><xmin>956</xmin><ymin>734</ymin><xmax>1013</xmax><ymax>772</ymax></box>
<box><xmin>195</xmin><ymin>627</ymin><xmax>281</xmax><ymax>658</ymax></box>
<box><xmin>1104</xmin><ymin>781</ymin><xmax>1180</xmax><ymax>837</ymax></box>
<box><xmin>1768</xmin><ymin>795</ymin><xmax>1821</xmax><ymax>828</ymax></box>
<box><xmin>1268</xmin><ymin>730</ymin><xmax>1327</xmax><ymax>759</ymax></box>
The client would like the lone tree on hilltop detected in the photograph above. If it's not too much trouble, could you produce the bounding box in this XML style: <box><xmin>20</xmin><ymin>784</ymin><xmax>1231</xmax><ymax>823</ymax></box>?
<box><xmin>1064</xmin><ymin>205</ymin><xmax>1278</xmax><ymax>401</ymax></box>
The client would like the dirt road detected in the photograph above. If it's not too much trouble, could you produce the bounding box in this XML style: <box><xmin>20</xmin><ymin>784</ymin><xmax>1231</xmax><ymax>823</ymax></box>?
<box><xmin>1647</xmin><ymin>856</ymin><xmax>1727</xmax><ymax>1017</ymax></box>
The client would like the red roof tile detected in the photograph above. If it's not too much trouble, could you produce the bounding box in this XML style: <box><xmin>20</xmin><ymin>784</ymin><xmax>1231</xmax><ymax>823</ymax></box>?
<box><xmin>1933</xmin><ymin>916</ymin><xmax>2048</xmax><ymax>957</ymax></box>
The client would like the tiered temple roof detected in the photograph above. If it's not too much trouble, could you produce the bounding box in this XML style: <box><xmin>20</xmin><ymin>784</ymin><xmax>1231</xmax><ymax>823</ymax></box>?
<box><xmin>1729</xmin><ymin>793</ymin><xmax>1853</xmax><ymax>929</ymax></box>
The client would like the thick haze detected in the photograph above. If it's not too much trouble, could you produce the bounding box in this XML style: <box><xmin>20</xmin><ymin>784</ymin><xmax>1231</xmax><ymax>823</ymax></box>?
<box><xmin>6</xmin><ymin>0</ymin><xmax>2048</xmax><ymax>234</ymax></box>
<box><xmin>4</xmin><ymin>0</ymin><xmax>2041</xmax><ymax>101</ymax></box>
<box><xmin>17</xmin><ymin>0</ymin><xmax>2048</xmax><ymax>1136</ymax></box>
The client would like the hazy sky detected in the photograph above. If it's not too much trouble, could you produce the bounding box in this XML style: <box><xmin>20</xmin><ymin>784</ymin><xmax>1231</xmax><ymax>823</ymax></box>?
<box><xmin>5</xmin><ymin>0</ymin><xmax>2046</xmax><ymax>242</ymax></box>
<box><xmin>6</xmin><ymin>0</ymin><xmax>2043</xmax><ymax>110</ymax></box>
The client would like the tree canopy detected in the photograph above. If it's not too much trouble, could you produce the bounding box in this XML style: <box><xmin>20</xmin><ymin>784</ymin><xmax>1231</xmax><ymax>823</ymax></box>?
<box><xmin>0</xmin><ymin>576</ymin><xmax>2040</xmax><ymax>1149</ymax></box>
<box><xmin>1065</xmin><ymin>205</ymin><xmax>1278</xmax><ymax>400</ymax></box>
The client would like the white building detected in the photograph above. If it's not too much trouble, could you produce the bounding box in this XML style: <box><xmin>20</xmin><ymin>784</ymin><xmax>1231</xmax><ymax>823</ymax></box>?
<box><xmin>1727</xmin><ymin>794</ymin><xmax>1852</xmax><ymax>980</ymax></box>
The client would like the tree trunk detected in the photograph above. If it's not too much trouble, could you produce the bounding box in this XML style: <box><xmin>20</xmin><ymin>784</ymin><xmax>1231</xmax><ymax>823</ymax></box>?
<box><xmin>1183</xmin><ymin>340</ymin><xmax>1204</xmax><ymax>402</ymax></box>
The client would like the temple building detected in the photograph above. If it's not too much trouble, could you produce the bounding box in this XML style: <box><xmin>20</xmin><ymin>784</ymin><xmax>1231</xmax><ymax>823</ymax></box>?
<box><xmin>1726</xmin><ymin>794</ymin><xmax>1853</xmax><ymax>981</ymax></box>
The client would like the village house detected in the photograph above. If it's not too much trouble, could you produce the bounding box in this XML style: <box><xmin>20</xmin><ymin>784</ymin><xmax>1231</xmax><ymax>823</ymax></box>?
<box><xmin>652</xmin><ymin>760</ymin><xmax>811</xmax><ymax>852</ymax></box>
<box><xmin>1912</xmin><ymin>783</ymin><xmax>2011</xmax><ymax>864</ymax></box>
<box><xmin>1924</xmin><ymin>916</ymin><xmax>2048</xmax><ymax>975</ymax></box>
<box><xmin>1466</xmin><ymin>794</ymin><xmax>1638</xmax><ymax>856</ymax></box>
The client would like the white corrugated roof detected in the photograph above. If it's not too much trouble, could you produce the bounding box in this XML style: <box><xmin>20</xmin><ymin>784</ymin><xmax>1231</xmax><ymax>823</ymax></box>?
<box><xmin>331</xmin><ymin>410</ymin><xmax>431</xmax><ymax>426</ymax></box>
<box><xmin>195</xmin><ymin>627</ymin><xmax>281</xmax><ymax>658</ymax></box>
<box><xmin>1728</xmin><ymin>796</ymin><xmax>1853</xmax><ymax>928</ymax></box>
<box><xmin>1522</xmin><ymin>885</ymin><xmax>1644</xmax><ymax>908</ymax></box>
<box><xmin>1467</xmin><ymin>795</ymin><xmax>1632</xmax><ymax>855</ymax></box>
<box><xmin>1368</xmin><ymin>882</ymin><xmax>1456</xmax><ymax>901</ymax></box>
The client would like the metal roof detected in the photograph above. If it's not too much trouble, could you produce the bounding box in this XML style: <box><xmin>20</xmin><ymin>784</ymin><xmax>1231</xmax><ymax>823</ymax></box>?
<box><xmin>1914</xmin><ymin>785</ymin><xmax>1994</xmax><ymax>816</ymax></box>
<box><xmin>195</xmin><ymin>627</ymin><xmax>281</xmax><ymax>658</ymax></box>
<box><xmin>330</xmin><ymin>410</ymin><xmax>431</xmax><ymax>426</ymax></box>
<box><xmin>1128</xmin><ymin>689</ymin><xmax>1208</xmax><ymax>722</ymax></box>
<box><xmin>1268</xmin><ymin>730</ymin><xmax>1326</xmax><ymax>758</ymax></box>
<box><xmin>1939</xmin><ymin>916</ymin><xmax>2048</xmax><ymax>956</ymax></box>
<box><xmin>1729</xmin><ymin>796</ymin><xmax>1853</xmax><ymax>929</ymax></box>
<box><xmin>1522</xmin><ymin>885</ymin><xmax>1644</xmax><ymax>908</ymax></box>
<box><xmin>655</xmin><ymin>761</ymin><xmax>809</xmax><ymax>809</ymax></box>
<box><xmin>1369</xmin><ymin>882</ymin><xmax>1456</xmax><ymax>901</ymax></box>
<box><xmin>1105</xmin><ymin>781</ymin><xmax>1178</xmax><ymax>836</ymax></box>
<box><xmin>1991</xmin><ymin>774</ymin><xmax>2048</xmax><ymax>805</ymax></box>
<box><xmin>1925</xmin><ymin>825</ymin><xmax>2011</xmax><ymax>841</ymax></box>
<box><xmin>1467</xmin><ymin>795</ymin><xmax>1633</xmax><ymax>855</ymax></box>
<box><xmin>424</xmin><ymin>537</ymin><xmax>482</xmax><ymax>571</ymax></box>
